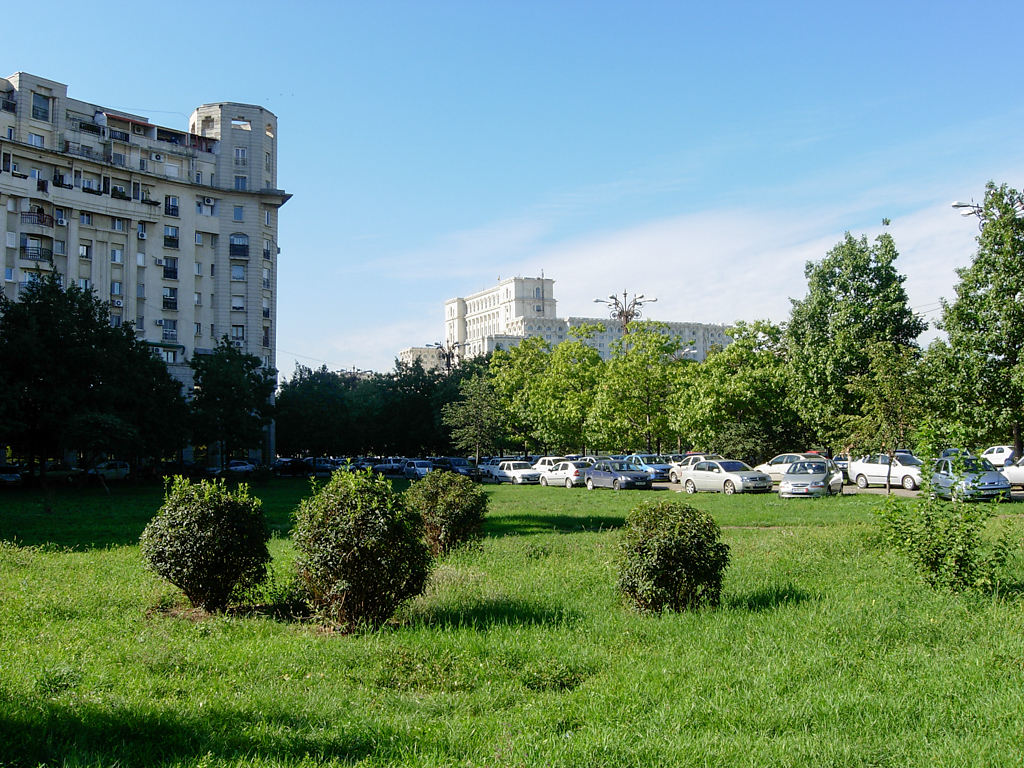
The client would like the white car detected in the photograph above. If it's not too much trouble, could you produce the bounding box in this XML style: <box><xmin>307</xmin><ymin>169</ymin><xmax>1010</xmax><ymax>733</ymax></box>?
<box><xmin>669</xmin><ymin>454</ymin><xmax>724</xmax><ymax>484</ymax></box>
<box><xmin>676</xmin><ymin>459</ymin><xmax>773</xmax><ymax>495</ymax></box>
<box><xmin>403</xmin><ymin>460</ymin><xmax>433</xmax><ymax>479</ymax></box>
<box><xmin>493</xmin><ymin>461</ymin><xmax>541</xmax><ymax>484</ymax></box>
<box><xmin>999</xmin><ymin>456</ymin><xmax>1024</xmax><ymax>487</ymax></box>
<box><xmin>754</xmin><ymin>453</ymin><xmax>827</xmax><ymax>484</ymax></box>
<box><xmin>848</xmin><ymin>453</ymin><xmax>923</xmax><ymax>491</ymax></box>
<box><xmin>981</xmin><ymin>445</ymin><xmax>1017</xmax><ymax>467</ymax></box>
<box><xmin>532</xmin><ymin>456</ymin><xmax>567</xmax><ymax>472</ymax></box>
<box><xmin>778</xmin><ymin>459</ymin><xmax>844</xmax><ymax>498</ymax></box>
<box><xmin>540</xmin><ymin>460</ymin><xmax>590</xmax><ymax>488</ymax></box>
<box><xmin>88</xmin><ymin>460</ymin><xmax>131</xmax><ymax>481</ymax></box>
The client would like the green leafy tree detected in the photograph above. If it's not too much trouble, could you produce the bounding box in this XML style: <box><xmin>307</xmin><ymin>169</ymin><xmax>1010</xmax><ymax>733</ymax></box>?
<box><xmin>190</xmin><ymin>337</ymin><xmax>276</xmax><ymax>467</ymax></box>
<box><xmin>442</xmin><ymin>374</ymin><xmax>506</xmax><ymax>464</ymax></box>
<box><xmin>533</xmin><ymin>324</ymin><xmax>605</xmax><ymax>453</ymax></box>
<box><xmin>942</xmin><ymin>182</ymin><xmax>1024</xmax><ymax>457</ymax></box>
<box><xmin>672</xmin><ymin>320</ymin><xmax>806</xmax><ymax>464</ymax></box>
<box><xmin>489</xmin><ymin>336</ymin><xmax>551</xmax><ymax>452</ymax></box>
<box><xmin>275</xmin><ymin>364</ymin><xmax>354</xmax><ymax>457</ymax></box>
<box><xmin>786</xmin><ymin>231</ymin><xmax>925</xmax><ymax>445</ymax></box>
<box><xmin>589</xmin><ymin>322</ymin><xmax>683</xmax><ymax>452</ymax></box>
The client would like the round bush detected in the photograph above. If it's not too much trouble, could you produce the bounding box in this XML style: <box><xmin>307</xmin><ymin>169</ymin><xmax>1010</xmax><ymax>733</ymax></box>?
<box><xmin>617</xmin><ymin>500</ymin><xmax>730</xmax><ymax>613</ymax></box>
<box><xmin>293</xmin><ymin>469</ymin><xmax>431</xmax><ymax>630</ymax></box>
<box><xmin>140</xmin><ymin>476</ymin><xmax>270</xmax><ymax>611</ymax></box>
<box><xmin>404</xmin><ymin>470</ymin><xmax>488</xmax><ymax>557</ymax></box>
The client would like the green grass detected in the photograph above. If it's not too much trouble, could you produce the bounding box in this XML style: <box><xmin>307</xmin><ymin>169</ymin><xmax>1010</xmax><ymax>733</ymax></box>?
<box><xmin>1</xmin><ymin>482</ymin><xmax>1023</xmax><ymax>766</ymax></box>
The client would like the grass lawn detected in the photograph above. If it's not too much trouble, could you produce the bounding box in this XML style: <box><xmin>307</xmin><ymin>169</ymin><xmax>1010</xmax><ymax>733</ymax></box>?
<box><xmin>1</xmin><ymin>481</ymin><xmax>1023</xmax><ymax>767</ymax></box>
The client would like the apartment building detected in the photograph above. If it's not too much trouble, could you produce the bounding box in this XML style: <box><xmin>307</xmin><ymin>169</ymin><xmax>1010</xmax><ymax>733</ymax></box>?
<box><xmin>0</xmin><ymin>72</ymin><xmax>289</xmax><ymax>397</ymax></box>
<box><xmin>441</xmin><ymin>276</ymin><xmax>730</xmax><ymax>362</ymax></box>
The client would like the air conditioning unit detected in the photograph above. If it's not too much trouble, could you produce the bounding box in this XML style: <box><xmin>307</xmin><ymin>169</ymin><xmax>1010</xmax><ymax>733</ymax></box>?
<box><xmin>232</xmin><ymin>340</ymin><xmax>244</xmax><ymax>348</ymax></box>
<box><xmin>203</xmin><ymin>197</ymin><xmax>215</xmax><ymax>206</ymax></box>
<box><xmin>137</xmin><ymin>232</ymin><xmax>147</xmax><ymax>240</ymax></box>
<box><xmin>153</xmin><ymin>257</ymin><xmax>165</xmax><ymax>266</ymax></box>
<box><xmin>150</xmin><ymin>152</ymin><xmax>164</xmax><ymax>162</ymax></box>
<box><xmin>154</xmin><ymin>319</ymin><xmax>164</xmax><ymax>326</ymax></box>
<box><xmin>55</xmin><ymin>217</ymin><xmax>67</xmax><ymax>226</ymax></box>
<box><xmin>111</xmin><ymin>298</ymin><xmax>124</xmax><ymax>307</ymax></box>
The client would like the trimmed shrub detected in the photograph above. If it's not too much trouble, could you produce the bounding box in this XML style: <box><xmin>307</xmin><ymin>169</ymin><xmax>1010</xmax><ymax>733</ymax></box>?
<box><xmin>140</xmin><ymin>476</ymin><xmax>270</xmax><ymax>611</ymax></box>
<box><xmin>404</xmin><ymin>470</ymin><xmax>488</xmax><ymax>556</ymax></box>
<box><xmin>293</xmin><ymin>469</ymin><xmax>431</xmax><ymax>630</ymax></box>
<box><xmin>875</xmin><ymin>493</ymin><xmax>1009</xmax><ymax>592</ymax></box>
<box><xmin>617</xmin><ymin>500</ymin><xmax>730</xmax><ymax>613</ymax></box>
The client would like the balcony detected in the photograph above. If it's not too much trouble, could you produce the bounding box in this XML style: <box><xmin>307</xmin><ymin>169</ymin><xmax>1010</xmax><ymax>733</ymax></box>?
<box><xmin>164</xmin><ymin>204</ymin><xmax>179</xmax><ymax>217</ymax></box>
<box><xmin>111</xmin><ymin>189</ymin><xmax>130</xmax><ymax>200</ymax></box>
<box><xmin>162</xmin><ymin>298</ymin><xmax>178</xmax><ymax>311</ymax></box>
<box><xmin>234</xmin><ymin>157</ymin><xmax>247</xmax><ymax>166</ymax></box>
<box><xmin>1</xmin><ymin>98</ymin><xmax>15</xmax><ymax>113</ymax></box>
<box><xmin>20</xmin><ymin>246</ymin><xmax>54</xmax><ymax>261</ymax></box>
<box><xmin>76</xmin><ymin>120</ymin><xmax>101</xmax><ymax>135</ymax></box>
<box><xmin>140</xmin><ymin>197</ymin><xmax>160</xmax><ymax>207</ymax></box>
<box><xmin>21</xmin><ymin>211</ymin><xmax>54</xmax><ymax>227</ymax></box>
<box><xmin>163</xmin><ymin>236</ymin><xmax>179</xmax><ymax>249</ymax></box>
<box><xmin>229</xmin><ymin>243</ymin><xmax>249</xmax><ymax>258</ymax></box>
<box><xmin>64</xmin><ymin>143</ymin><xmax>97</xmax><ymax>159</ymax></box>
<box><xmin>162</xmin><ymin>329</ymin><xmax>178</xmax><ymax>342</ymax></box>
<box><xmin>163</xmin><ymin>267</ymin><xmax>178</xmax><ymax>280</ymax></box>
<box><xmin>82</xmin><ymin>185</ymin><xmax>103</xmax><ymax>196</ymax></box>
<box><xmin>108</xmin><ymin>128</ymin><xmax>130</xmax><ymax>142</ymax></box>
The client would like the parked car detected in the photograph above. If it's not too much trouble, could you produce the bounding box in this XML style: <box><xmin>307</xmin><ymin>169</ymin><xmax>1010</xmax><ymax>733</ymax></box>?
<box><xmin>532</xmin><ymin>456</ymin><xmax>567</xmax><ymax>473</ymax></box>
<box><xmin>88</xmin><ymin>460</ymin><xmax>131</xmax><ymax>481</ymax></box>
<box><xmin>432</xmin><ymin>456</ymin><xmax>481</xmax><ymax>481</ymax></box>
<box><xmin>623</xmin><ymin>454</ymin><xmax>672</xmax><ymax>482</ymax></box>
<box><xmin>931</xmin><ymin>457</ymin><xmax>1010</xmax><ymax>501</ymax></box>
<box><xmin>584</xmin><ymin>460</ymin><xmax>652</xmax><ymax>491</ymax></box>
<box><xmin>669</xmin><ymin>454</ymin><xmax>725</xmax><ymax>483</ymax></box>
<box><xmin>540</xmin><ymin>460</ymin><xmax>590</xmax><ymax>488</ymax></box>
<box><xmin>999</xmin><ymin>456</ymin><xmax>1024</xmax><ymax>487</ymax></box>
<box><xmin>492</xmin><ymin>460</ymin><xmax>541</xmax><ymax>484</ymax></box>
<box><xmin>832</xmin><ymin>453</ymin><xmax>851</xmax><ymax>479</ymax></box>
<box><xmin>0</xmin><ymin>464</ymin><xmax>24</xmax><ymax>487</ymax></box>
<box><xmin>778</xmin><ymin>459</ymin><xmax>843</xmax><ymax>498</ymax></box>
<box><xmin>224</xmin><ymin>460</ymin><xmax>257</xmax><ymax>474</ymax></box>
<box><xmin>755</xmin><ymin>453</ymin><xmax>828</xmax><ymax>484</ymax></box>
<box><xmin>981</xmin><ymin>445</ymin><xmax>1017</xmax><ymax>467</ymax></box>
<box><xmin>372</xmin><ymin>458</ymin><xmax>407</xmax><ymax>476</ymax></box>
<box><xmin>404</xmin><ymin>460</ymin><xmax>434</xmax><ymax>479</ymax></box>
<box><xmin>677</xmin><ymin>459</ymin><xmax>773</xmax><ymax>495</ymax></box>
<box><xmin>848</xmin><ymin>453</ymin><xmax>923</xmax><ymax>491</ymax></box>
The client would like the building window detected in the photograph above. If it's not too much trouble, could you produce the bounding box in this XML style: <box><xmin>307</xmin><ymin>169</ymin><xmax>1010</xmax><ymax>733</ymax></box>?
<box><xmin>110</xmin><ymin>314</ymin><xmax>123</xmax><ymax>329</ymax></box>
<box><xmin>78</xmin><ymin>278</ymin><xmax>91</xmax><ymax>290</ymax></box>
<box><xmin>79</xmin><ymin>242</ymin><xmax>92</xmax><ymax>260</ymax></box>
<box><xmin>162</xmin><ymin>287</ymin><xmax>178</xmax><ymax>310</ymax></box>
<box><xmin>264</xmin><ymin>209</ymin><xmax>271</xmax><ymax>226</ymax></box>
<box><xmin>195</xmin><ymin>232</ymin><xmax>203</xmax><ymax>245</ymax></box>
<box><xmin>137</xmin><ymin>283</ymin><xmax>145</xmax><ymax>298</ymax></box>
<box><xmin>265</xmin><ymin>152</ymin><xmax>272</xmax><ymax>171</ymax></box>
<box><xmin>31</xmin><ymin>93</ymin><xmax>50</xmax><ymax>121</ymax></box>
<box><xmin>231</xmin><ymin>325</ymin><xmax>245</xmax><ymax>340</ymax></box>
<box><xmin>54</xmin><ymin>240</ymin><xmax>66</xmax><ymax>255</ymax></box>
<box><xmin>163</xmin><ymin>350</ymin><xmax>177</xmax><ymax>364</ymax></box>
<box><xmin>229</xmin><ymin>233</ymin><xmax>249</xmax><ymax>257</ymax></box>
<box><xmin>28</xmin><ymin>133</ymin><xmax>44</xmax><ymax>148</ymax></box>
<box><xmin>231</xmin><ymin>264</ymin><xmax>245</xmax><ymax>281</ymax></box>
<box><xmin>195</xmin><ymin>172</ymin><xmax>202</xmax><ymax>184</ymax></box>
<box><xmin>194</xmin><ymin>262</ymin><xmax>202</xmax><ymax>276</ymax></box>
<box><xmin>262</xmin><ymin>298</ymin><xmax>270</xmax><ymax>319</ymax></box>
<box><xmin>111</xmin><ymin>281</ymin><xmax>122</xmax><ymax>296</ymax></box>
<box><xmin>80</xmin><ymin>212</ymin><xmax>93</xmax><ymax>226</ymax></box>
<box><xmin>233</xmin><ymin>176</ymin><xmax>247</xmax><ymax>191</ymax></box>
<box><xmin>112</xmin><ymin>217</ymin><xmax>125</xmax><ymax>231</ymax></box>
<box><xmin>163</xmin><ymin>256</ymin><xmax>178</xmax><ymax>280</ymax></box>
<box><xmin>262</xmin><ymin>327</ymin><xmax>271</xmax><ymax>347</ymax></box>
<box><xmin>164</xmin><ymin>195</ymin><xmax>179</xmax><ymax>217</ymax></box>
<box><xmin>194</xmin><ymin>322</ymin><xmax>202</xmax><ymax>337</ymax></box>
<box><xmin>234</xmin><ymin>147</ymin><xmax>247</xmax><ymax>166</ymax></box>
<box><xmin>110</xmin><ymin>248</ymin><xmax>123</xmax><ymax>264</ymax></box>
<box><xmin>233</xmin><ymin>206</ymin><xmax>244</xmax><ymax>221</ymax></box>
<box><xmin>231</xmin><ymin>295</ymin><xmax>245</xmax><ymax>311</ymax></box>
<box><xmin>164</xmin><ymin>225</ymin><xmax>179</xmax><ymax>248</ymax></box>
<box><xmin>162</xmin><ymin>319</ymin><xmax>178</xmax><ymax>342</ymax></box>
<box><xmin>137</xmin><ymin>221</ymin><xmax>147</xmax><ymax>238</ymax></box>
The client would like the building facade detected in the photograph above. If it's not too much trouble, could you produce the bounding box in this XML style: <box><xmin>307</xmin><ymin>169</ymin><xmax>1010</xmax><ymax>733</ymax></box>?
<box><xmin>442</xmin><ymin>276</ymin><xmax>730</xmax><ymax>361</ymax></box>
<box><xmin>0</xmin><ymin>72</ymin><xmax>289</xmax><ymax>406</ymax></box>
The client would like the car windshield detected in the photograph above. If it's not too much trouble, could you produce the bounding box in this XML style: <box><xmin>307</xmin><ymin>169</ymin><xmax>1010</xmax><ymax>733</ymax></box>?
<box><xmin>895</xmin><ymin>455</ymin><xmax>923</xmax><ymax>466</ymax></box>
<box><xmin>788</xmin><ymin>461</ymin><xmax>826</xmax><ymax>475</ymax></box>
<box><xmin>449</xmin><ymin>458</ymin><xmax>469</xmax><ymax>467</ymax></box>
<box><xmin>608</xmin><ymin>462</ymin><xmax>629</xmax><ymax>471</ymax></box>
<box><xmin>960</xmin><ymin>457</ymin><xmax>996</xmax><ymax>472</ymax></box>
<box><xmin>719</xmin><ymin>461</ymin><xmax>751</xmax><ymax>472</ymax></box>
<box><xmin>508</xmin><ymin>462</ymin><xmax>531</xmax><ymax>470</ymax></box>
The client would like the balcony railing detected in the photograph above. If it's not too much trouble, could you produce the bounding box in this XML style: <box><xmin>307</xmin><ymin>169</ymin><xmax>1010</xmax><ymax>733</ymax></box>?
<box><xmin>64</xmin><ymin>142</ymin><xmax>96</xmax><ymax>159</ymax></box>
<box><xmin>141</xmin><ymin>197</ymin><xmax>160</xmax><ymax>206</ymax></box>
<box><xmin>20</xmin><ymin>246</ymin><xmax>54</xmax><ymax>261</ymax></box>
<box><xmin>108</xmin><ymin>128</ymin><xmax>130</xmax><ymax>142</ymax></box>
<box><xmin>162</xmin><ymin>298</ymin><xmax>178</xmax><ymax>311</ymax></box>
<box><xmin>32</xmin><ymin>106</ymin><xmax>50</xmax><ymax>121</ymax></box>
<box><xmin>76</xmin><ymin>120</ymin><xmax>101</xmax><ymax>135</ymax></box>
<box><xmin>163</xmin><ymin>236</ymin><xmax>179</xmax><ymax>249</ymax></box>
<box><xmin>111</xmin><ymin>189</ymin><xmax>130</xmax><ymax>200</ymax></box>
<box><xmin>82</xmin><ymin>185</ymin><xmax>103</xmax><ymax>196</ymax></box>
<box><xmin>36</xmin><ymin>179</ymin><xmax>49</xmax><ymax>193</ymax></box>
<box><xmin>234</xmin><ymin>157</ymin><xmax>247</xmax><ymax>166</ymax></box>
<box><xmin>21</xmin><ymin>211</ymin><xmax>54</xmax><ymax>227</ymax></box>
<box><xmin>163</xmin><ymin>267</ymin><xmax>178</xmax><ymax>280</ymax></box>
<box><xmin>162</xmin><ymin>329</ymin><xmax>178</xmax><ymax>342</ymax></box>
<box><xmin>229</xmin><ymin>244</ymin><xmax>249</xmax><ymax>257</ymax></box>
<box><xmin>1</xmin><ymin>98</ymin><xmax>15</xmax><ymax>113</ymax></box>
<box><xmin>164</xmin><ymin>204</ymin><xmax>179</xmax><ymax>217</ymax></box>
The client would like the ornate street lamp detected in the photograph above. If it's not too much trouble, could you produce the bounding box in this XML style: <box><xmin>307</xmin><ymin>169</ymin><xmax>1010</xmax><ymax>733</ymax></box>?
<box><xmin>427</xmin><ymin>341</ymin><xmax>465</xmax><ymax>374</ymax></box>
<box><xmin>593</xmin><ymin>291</ymin><xmax>657</xmax><ymax>333</ymax></box>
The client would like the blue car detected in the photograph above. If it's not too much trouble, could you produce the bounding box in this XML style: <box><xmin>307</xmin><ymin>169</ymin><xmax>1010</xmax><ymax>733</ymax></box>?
<box><xmin>584</xmin><ymin>461</ymin><xmax>652</xmax><ymax>491</ymax></box>
<box><xmin>623</xmin><ymin>454</ymin><xmax>672</xmax><ymax>482</ymax></box>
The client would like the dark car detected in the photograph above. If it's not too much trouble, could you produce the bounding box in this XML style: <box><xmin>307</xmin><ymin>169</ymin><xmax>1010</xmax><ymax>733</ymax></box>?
<box><xmin>584</xmin><ymin>461</ymin><xmax>652</xmax><ymax>491</ymax></box>
<box><xmin>0</xmin><ymin>464</ymin><xmax>24</xmax><ymax>487</ymax></box>
<box><xmin>433</xmin><ymin>456</ymin><xmax>482</xmax><ymax>482</ymax></box>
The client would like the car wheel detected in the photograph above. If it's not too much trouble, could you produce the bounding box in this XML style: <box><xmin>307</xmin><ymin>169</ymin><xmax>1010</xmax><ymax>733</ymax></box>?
<box><xmin>565</xmin><ymin>478</ymin><xmax>574</xmax><ymax>489</ymax></box>
<box><xmin>586</xmin><ymin>478</ymin><xmax>594</xmax><ymax>491</ymax></box>
<box><xmin>856</xmin><ymin>474</ymin><xmax>868</xmax><ymax>489</ymax></box>
<box><xmin>612</xmin><ymin>479</ymin><xmax>621</xmax><ymax>491</ymax></box>
<box><xmin>514</xmin><ymin>476</ymin><xmax>522</xmax><ymax>485</ymax></box>
<box><xmin>670</xmin><ymin>471</ymin><xmax>679</xmax><ymax>484</ymax></box>
<box><xmin>901</xmin><ymin>475</ymin><xmax>917</xmax><ymax>491</ymax></box>
<box><xmin>685</xmin><ymin>480</ymin><xmax>696</xmax><ymax>494</ymax></box>
<box><xmin>540</xmin><ymin>477</ymin><xmax>548</xmax><ymax>486</ymax></box>
<box><xmin>723</xmin><ymin>480</ymin><xmax>735</xmax><ymax>495</ymax></box>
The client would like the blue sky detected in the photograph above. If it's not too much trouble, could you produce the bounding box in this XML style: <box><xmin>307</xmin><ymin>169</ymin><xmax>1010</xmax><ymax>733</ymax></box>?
<box><xmin>6</xmin><ymin>1</ymin><xmax>1024</xmax><ymax>372</ymax></box>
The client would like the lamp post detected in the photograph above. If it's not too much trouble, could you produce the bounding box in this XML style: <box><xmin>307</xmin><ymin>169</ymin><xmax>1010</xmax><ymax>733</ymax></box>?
<box><xmin>593</xmin><ymin>291</ymin><xmax>656</xmax><ymax>334</ymax></box>
<box><xmin>952</xmin><ymin>198</ymin><xmax>1024</xmax><ymax>230</ymax></box>
<box><xmin>427</xmin><ymin>341</ymin><xmax>464</xmax><ymax>374</ymax></box>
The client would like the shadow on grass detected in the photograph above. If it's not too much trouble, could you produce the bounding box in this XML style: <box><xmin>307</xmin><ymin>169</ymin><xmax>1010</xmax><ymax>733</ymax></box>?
<box><xmin>0</xmin><ymin>696</ymin><xmax>400</xmax><ymax>768</ymax></box>
<box><xmin>410</xmin><ymin>596</ymin><xmax>580</xmax><ymax>629</ymax></box>
<box><xmin>727</xmin><ymin>582</ymin><xmax>814</xmax><ymax>612</ymax></box>
<box><xmin>484</xmin><ymin>514</ymin><xmax>625</xmax><ymax>536</ymax></box>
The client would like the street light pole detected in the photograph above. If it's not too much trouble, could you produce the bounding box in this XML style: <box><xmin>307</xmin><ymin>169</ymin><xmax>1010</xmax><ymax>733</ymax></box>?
<box><xmin>427</xmin><ymin>341</ymin><xmax>464</xmax><ymax>374</ymax></box>
<box><xmin>593</xmin><ymin>291</ymin><xmax>656</xmax><ymax>334</ymax></box>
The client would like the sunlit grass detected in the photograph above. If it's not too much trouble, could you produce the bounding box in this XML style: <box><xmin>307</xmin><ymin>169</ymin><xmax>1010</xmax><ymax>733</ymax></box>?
<box><xmin>1</xmin><ymin>481</ymin><xmax>1022</xmax><ymax>766</ymax></box>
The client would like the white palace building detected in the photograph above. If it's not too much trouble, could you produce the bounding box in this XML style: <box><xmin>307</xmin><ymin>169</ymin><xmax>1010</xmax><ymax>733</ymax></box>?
<box><xmin>400</xmin><ymin>276</ymin><xmax>730</xmax><ymax>369</ymax></box>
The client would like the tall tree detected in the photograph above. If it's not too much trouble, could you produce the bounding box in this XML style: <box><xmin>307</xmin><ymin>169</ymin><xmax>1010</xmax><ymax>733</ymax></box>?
<box><xmin>786</xmin><ymin>230</ymin><xmax>925</xmax><ymax>446</ymax></box>
<box><xmin>190</xmin><ymin>337</ymin><xmax>276</xmax><ymax>467</ymax></box>
<box><xmin>533</xmin><ymin>324</ymin><xmax>605</xmax><ymax>453</ymax></box>
<box><xmin>942</xmin><ymin>182</ymin><xmax>1024</xmax><ymax>458</ymax></box>
<box><xmin>275</xmin><ymin>364</ymin><xmax>354</xmax><ymax>457</ymax></box>
<box><xmin>442</xmin><ymin>374</ymin><xmax>506</xmax><ymax>463</ymax></box>
<box><xmin>589</xmin><ymin>322</ymin><xmax>683</xmax><ymax>453</ymax></box>
<box><xmin>489</xmin><ymin>336</ymin><xmax>551</xmax><ymax>452</ymax></box>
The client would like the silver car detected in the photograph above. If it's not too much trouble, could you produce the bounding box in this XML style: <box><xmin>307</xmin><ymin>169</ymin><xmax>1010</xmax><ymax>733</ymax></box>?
<box><xmin>778</xmin><ymin>460</ymin><xmax>843</xmax><ymax>498</ymax></box>
<box><xmin>678</xmin><ymin>459</ymin><xmax>773</xmax><ymax>495</ymax></box>
<box><xmin>931</xmin><ymin>457</ymin><xmax>1010</xmax><ymax>501</ymax></box>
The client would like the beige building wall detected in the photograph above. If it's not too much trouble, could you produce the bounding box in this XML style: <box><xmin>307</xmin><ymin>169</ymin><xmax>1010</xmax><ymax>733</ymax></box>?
<box><xmin>0</xmin><ymin>73</ymin><xmax>289</xmax><ymax>401</ymax></box>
